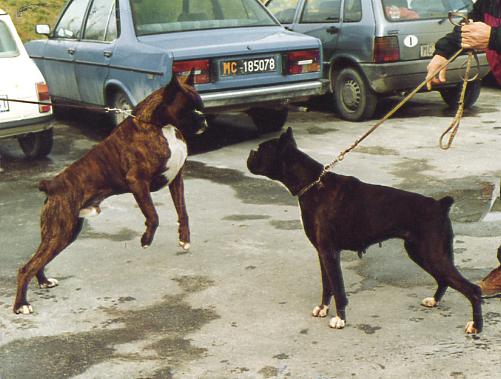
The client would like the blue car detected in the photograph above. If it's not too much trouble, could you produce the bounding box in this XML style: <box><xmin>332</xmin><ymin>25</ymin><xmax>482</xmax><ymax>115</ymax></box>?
<box><xmin>25</xmin><ymin>0</ymin><xmax>327</xmax><ymax>132</ymax></box>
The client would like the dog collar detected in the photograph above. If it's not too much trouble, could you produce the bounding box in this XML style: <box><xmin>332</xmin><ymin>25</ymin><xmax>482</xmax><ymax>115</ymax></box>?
<box><xmin>296</xmin><ymin>170</ymin><xmax>328</xmax><ymax>198</ymax></box>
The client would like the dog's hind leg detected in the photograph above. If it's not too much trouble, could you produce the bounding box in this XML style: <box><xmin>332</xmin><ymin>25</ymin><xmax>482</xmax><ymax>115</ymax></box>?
<box><xmin>36</xmin><ymin>218</ymin><xmax>84</xmax><ymax>289</ymax></box>
<box><xmin>169</xmin><ymin>171</ymin><xmax>190</xmax><ymax>250</ymax></box>
<box><xmin>406</xmin><ymin>239</ymin><xmax>483</xmax><ymax>333</ymax></box>
<box><xmin>14</xmin><ymin>213</ymin><xmax>80</xmax><ymax>314</ymax></box>
<box><xmin>434</xmin><ymin>263</ymin><xmax>483</xmax><ymax>334</ymax></box>
<box><xmin>404</xmin><ymin>240</ymin><xmax>448</xmax><ymax>308</ymax></box>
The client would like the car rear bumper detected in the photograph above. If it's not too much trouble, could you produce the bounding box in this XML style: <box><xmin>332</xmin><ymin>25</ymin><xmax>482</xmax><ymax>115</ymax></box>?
<box><xmin>360</xmin><ymin>53</ymin><xmax>490</xmax><ymax>94</ymax></box>
<box><xmin>0</xmin><ymin>114</ymin><xmax>54</xmax><ymax>139</ymax></box>
<box><xmin>200</xmin><ymin>80</ymin><xmax>328</xmax><ymax>112</ymax></box>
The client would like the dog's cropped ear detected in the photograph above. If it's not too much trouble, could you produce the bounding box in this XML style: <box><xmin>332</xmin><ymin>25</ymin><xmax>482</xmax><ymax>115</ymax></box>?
<box><xmin>163</xmin><ymin>74</ymin><xmax>182</xmax><ymax>104</ymax></box>
<box><xmin>184</xmin><ymin>68</ymin><xmax>196</xmax><ymax>87</ymax></box>
<box><xmin>279</xmin><ymin>127</ymin><xmax>296</xmax><ymax>147</ymax></box>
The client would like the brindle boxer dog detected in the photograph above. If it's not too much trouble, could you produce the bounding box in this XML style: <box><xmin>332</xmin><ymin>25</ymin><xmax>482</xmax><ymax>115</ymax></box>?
<box><xmin>479</xmin><ymin>246</ymin><xmax>501</xmax><ymax>297</ymax></box>
<box><xmin>247</xmin><ymin>128</ymin><xmax>483</xmax><ymax>334</ymax></box>
<box><xmin>14</xmin><ymin>72</ymin><xmax>207</xmax><ymax>315</ymax></box>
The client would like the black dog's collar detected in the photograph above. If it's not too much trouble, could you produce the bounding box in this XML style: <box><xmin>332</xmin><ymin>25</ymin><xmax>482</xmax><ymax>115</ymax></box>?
<box><xmin>296</xmin><ymin>170</ymin><xmax>328</xmax><ymax>198</ymax></box>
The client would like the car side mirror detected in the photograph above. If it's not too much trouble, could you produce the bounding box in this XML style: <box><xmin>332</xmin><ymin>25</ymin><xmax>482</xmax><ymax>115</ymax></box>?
<box><xmin>35</xmin><ymin>25</ymin><xmax>51</xmax><ymax>36</ymax></box>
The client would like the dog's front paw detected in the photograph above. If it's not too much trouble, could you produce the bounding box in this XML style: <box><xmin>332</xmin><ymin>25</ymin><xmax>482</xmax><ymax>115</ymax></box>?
<box><xmin>179</xmin><ymin>240</ymin><xmax>190</xmax><ymax>251</ymax></box>
<box><xmin>464</xmin><ymin>321</ymin><xmax>480</xmax><ymax>334</ymax></box>
<box><xmin>141</xmin><ymin>233</ymin><xmax>153</xmax><ymax>249</ymax></box>
<box><xmin>14</xmin><ymin>304</ymin><xmax>33</xmax><ymax>315</ymax></box>
<box><xmin>421</xmin><ymin>297</ymin><xmax>438</xmax><ymax>308</ymax></box>
<box><xmin>39</xmin><ymin>278</ymin><xmax>59</xmax><ymax>289</ymax></box>
<box><xmin>312</xmin><ymin>305</ymin><xmax>329</xmax><ymax>317</ymax></box>
<box><xmin>329</xmin><ymin>316</ymin><xmax>346</xmax><ymax>329</ymax></box>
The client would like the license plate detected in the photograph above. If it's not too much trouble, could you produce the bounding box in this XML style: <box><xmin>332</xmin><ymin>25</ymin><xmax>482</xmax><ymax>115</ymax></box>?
<box><xmin>0</xmin><ymin>95</ymin><xmax>9</xmax><ymax>112</ymax></box>
<box><xmin>220</xmin><ymin>56</ymin><xmax>277</xmax><ymax>76</ymax></box>
<box><xmin>420</xmin><ymin>43</ymin><xmax>435</xmax><ymax>58</ymax></box>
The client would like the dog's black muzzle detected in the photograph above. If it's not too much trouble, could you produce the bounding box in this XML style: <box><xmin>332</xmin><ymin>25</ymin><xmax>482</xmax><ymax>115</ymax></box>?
<box><xmin>178</xmin><ymin>109</ymin><xmax>208</xmax><ymax>136</ymax></box>
<box><xmin>247</xmin><ymin>150</ymin><xmax>259</xmax><ymax>174</ymax></box>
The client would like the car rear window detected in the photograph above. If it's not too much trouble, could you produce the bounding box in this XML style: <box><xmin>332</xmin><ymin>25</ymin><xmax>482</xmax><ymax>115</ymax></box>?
<box><xmin>381</xmin><ymin>0</ymin><xmax>472</xmax><ymax>22</ymax></box>
<box><xmin>0</xmin><ymin>20</ymin><xmax>19</xmax><ymax>58</ymax></box>
<box><xmin>266</xmin><ymin>0</ymin><xmax>300</xmax><ymax>24</ymax></box>
<box><xmin>131</xmin><ymin>0</ymin><xmax>277</xmax><ymax>36</ymax></box>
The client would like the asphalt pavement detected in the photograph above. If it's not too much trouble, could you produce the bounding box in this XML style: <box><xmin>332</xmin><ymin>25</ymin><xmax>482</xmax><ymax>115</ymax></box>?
<box><xmin>1</xmin><ymin>88</ymin><xmax>501</xmax><ymax>378</ymax></box>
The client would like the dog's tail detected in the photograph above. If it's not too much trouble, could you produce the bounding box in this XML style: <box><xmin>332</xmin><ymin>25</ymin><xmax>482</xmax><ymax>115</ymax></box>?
<box><xmin>438</xmin><ymin>196</ymin><xmax>454</xmax><ymax>213</ymax></box>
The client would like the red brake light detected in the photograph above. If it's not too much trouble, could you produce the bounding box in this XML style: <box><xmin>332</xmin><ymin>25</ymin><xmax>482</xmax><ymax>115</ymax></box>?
<box><xmin>374</xmin><ymin>36</ymin><xmax>400</xmax><ymax>63</ymax></box>
<box><xmin>36</xmin><ymin>82</ymin><xmax>51</xmax><ymax>113</ymax></box>
<box><xmin>173</xmin><ymin>59</ymin><xmax>210</xmax><ymax>84</ymax></box>
<box><xmin>285</xmin><ymin>49</ymin><xmax>321</xmax><ymax>75</ymax></box>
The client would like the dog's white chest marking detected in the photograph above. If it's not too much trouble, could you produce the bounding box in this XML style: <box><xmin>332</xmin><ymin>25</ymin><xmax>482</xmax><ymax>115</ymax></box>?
<box><xmin>163</xmin><ymin>125</ymin><xmax>188</xmax><ymax>183</ymax></box>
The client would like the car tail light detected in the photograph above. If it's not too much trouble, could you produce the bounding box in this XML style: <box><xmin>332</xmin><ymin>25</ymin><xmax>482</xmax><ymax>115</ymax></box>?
<box><xmin>285</xmin><ymin>49</ymin><xmax>321</xmax><ymax>75</ymax></box>
<box><xmin>173</xmin><ymin>59</ymin><xmax>210</xmax><ymax>84</ymax></box>
<box><xmin>36</xmin><ymin>82</ymin><xmax>51</xmax><ymax>113</ymax></box>
<box><xmin>373</xmin><ymin>37</ymin><xmax>400</xmax><ymax>63</ymax></box>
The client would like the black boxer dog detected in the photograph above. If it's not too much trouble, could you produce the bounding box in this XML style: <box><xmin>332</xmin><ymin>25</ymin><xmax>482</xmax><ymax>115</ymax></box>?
<box><xmin>247</xmin><ymin>128</ymin><xmax>483</xmax><ymax>334</ymax></box>
<box><xmin>14</xmin><ymin>71</ymin><xmax>207</xmax><ymax>315</ymax></box>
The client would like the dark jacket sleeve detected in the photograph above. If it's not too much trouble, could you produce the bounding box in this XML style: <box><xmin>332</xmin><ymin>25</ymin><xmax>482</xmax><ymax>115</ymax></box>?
<box><xmin>488</xmin><ymin>27</ymin><xmax>501</xmax><ymax>53</ymax></box>
<box><xmin>434</xmin><ymin>27</ymin><xmax>461</xmax><ymax>59</ymax></box>
<box><xmin>468</xmin><ymin>0</ymin><xmax>483</xmax><ymax>22</ymax></box>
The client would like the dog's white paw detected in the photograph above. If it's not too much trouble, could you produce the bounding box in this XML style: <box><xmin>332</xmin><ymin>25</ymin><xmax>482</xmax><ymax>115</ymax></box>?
<box><xmin>142</xmin><ymin>244</ymin><xmax>150</xmax><ymax>249</ymax></box>
<box><xmin>329</xmin><ymin>316</ymin><xmax>346</xmax><ymax>329</ymax></box>
<box><xmin>464</xmin><ymin>321</ymin><xmax>479</xmax><ymax>334</ymax></box>
<box><xmin>421</xmin><ymin>297</ymin><xmax>438</xmax><ymax>308</ymax></box>
<box><xmin>179</xmin><ymin>241</ymin><xmax>190</xmax><ymax>250</ymax></box>
<box><xmin>39</xmin><ymin>278</ymin><xmax>58</xmax><ymax>289</ymax></box>
<box><xmin>15</xmin><ymin>305</ymin><xmax>33</xmax><ymax>315</ymax></box>
<box><xmin>78</xmin><ymin>206</ymin><xmax>101</xmax><ymax>218</ymax></box>
<box><xmin>312</xmin><ymin>305</ymin><xmax>329</xmax><ymax>317</ymax></box>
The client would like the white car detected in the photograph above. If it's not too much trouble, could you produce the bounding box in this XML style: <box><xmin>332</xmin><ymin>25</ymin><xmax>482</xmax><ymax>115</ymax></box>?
<box><xmin>0</xmin><ymin>8</ymin><xmax>53</xmax><ymax>159</ymax></box>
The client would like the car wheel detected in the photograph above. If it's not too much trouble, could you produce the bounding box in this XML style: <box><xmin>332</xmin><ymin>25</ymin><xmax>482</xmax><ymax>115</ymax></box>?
<box><xmin>18</xmin><ymin>129</ymin><xmax>53</xmax><ymax>159</ymax></box>
<box><xmin>333</xmin><ymin>67</ymin><xmax>377</xmax><ymax>121</ymax></box>
<box><xmin>439</xmin><ymin>80</ymin><xmax>481</xmax><ymax>109</ymax></box>
<box><xmin>248</xmin><ymin>107</ymin><xmax>288</xmax><ymax>133</ymax></box>
<box><xmin>110</xmin><ymin>90</ymin><xmax>133</xmax><ymax>127</ymax></box>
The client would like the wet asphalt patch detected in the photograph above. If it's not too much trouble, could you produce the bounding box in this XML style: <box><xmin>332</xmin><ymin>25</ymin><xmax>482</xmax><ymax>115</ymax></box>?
<box><xmin>79</xmin><ymin>226</ymin><xmax>141</xmax><ymax>242</ymax></box>
<box><xmin>184</xmin><ymin>160</ymin><xmax>296</xmax><ymax>207</ymax></box>
<box><xmin>0</xmin><ymin>275</ymin><xmax>218</xmax><ymax>378</ymax></box>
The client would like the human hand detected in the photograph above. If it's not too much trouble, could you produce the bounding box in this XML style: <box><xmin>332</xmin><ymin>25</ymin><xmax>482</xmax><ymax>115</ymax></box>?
<box><xmin>426</xmin><ymin>54</ymin><xmax>448</xmax><ymax>90</ymax></box>
<box><xmin>461</xmin><ymin>22</ymin><xmax>491</xmax><ymax>51</ymax></box>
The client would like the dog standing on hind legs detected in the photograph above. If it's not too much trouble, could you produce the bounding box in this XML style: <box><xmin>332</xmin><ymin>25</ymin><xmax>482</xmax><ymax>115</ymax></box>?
<box><xmin>247</xmin><ymin>128</ymin><xmax>483</xmax><ymax>334</ymax></box>
<box><xmin>14</xmin><ymin>71</ymin><xmax>207</xmax><ymax>315</ymax></box>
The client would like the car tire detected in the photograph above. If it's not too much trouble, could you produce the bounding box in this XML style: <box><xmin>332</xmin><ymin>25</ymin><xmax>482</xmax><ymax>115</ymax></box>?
<box><xmin>17</xmin><ymin>129</ymin><xmax>53</xmax><ymax>159</ymax></box>
<box><xmin>439</xmin><ymin>80</ymin><xmax>481</xmax><ymax>109</ymax></box>
<box><xmin>333</xmin><ymin>67</ymin><xmax>377</xmax><ymax>121</ymax></box>
<box><xmin>248</xmin><ymin>107</ymin><xmax>288</xmax><ymax>133</ymax></box>
<box><xmin>109</xmin><ymin>90</ymin><xmax>133</xmax><ymax>127</ymax></box>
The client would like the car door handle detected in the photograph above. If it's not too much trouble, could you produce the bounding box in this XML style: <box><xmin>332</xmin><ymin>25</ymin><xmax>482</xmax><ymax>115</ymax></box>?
<box><xmin>103</xmin><ymin>51</ymin><xmax>113</xmax><ymax>58</ymax></box>
<box><xmin>326</xmin><ymin>26</ymin><xmax>340</xmax><ymax>34</ymax></box>
<box><xmin>67</xmin><ymin>47</ymin><xmax>76</xmax><ymax>55</ymax></box>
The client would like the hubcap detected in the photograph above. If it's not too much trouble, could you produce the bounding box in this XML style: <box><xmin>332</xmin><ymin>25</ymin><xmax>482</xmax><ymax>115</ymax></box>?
<box><xmin>341</xmin><ymin>79</ymin><xmax>361</xmax><ymax>111</ymax></box>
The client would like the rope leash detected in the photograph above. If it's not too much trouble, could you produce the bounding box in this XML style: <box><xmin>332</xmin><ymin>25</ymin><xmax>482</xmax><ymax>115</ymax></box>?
<box><xmin>439</xmin><ymin>17</ymin><xmax>480</xmax><ymax>149</ymax></box>
<box><xmin>297</xmin><ymin>13</ymin><xmax>478</xmax><ymax>198</ymax></box>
